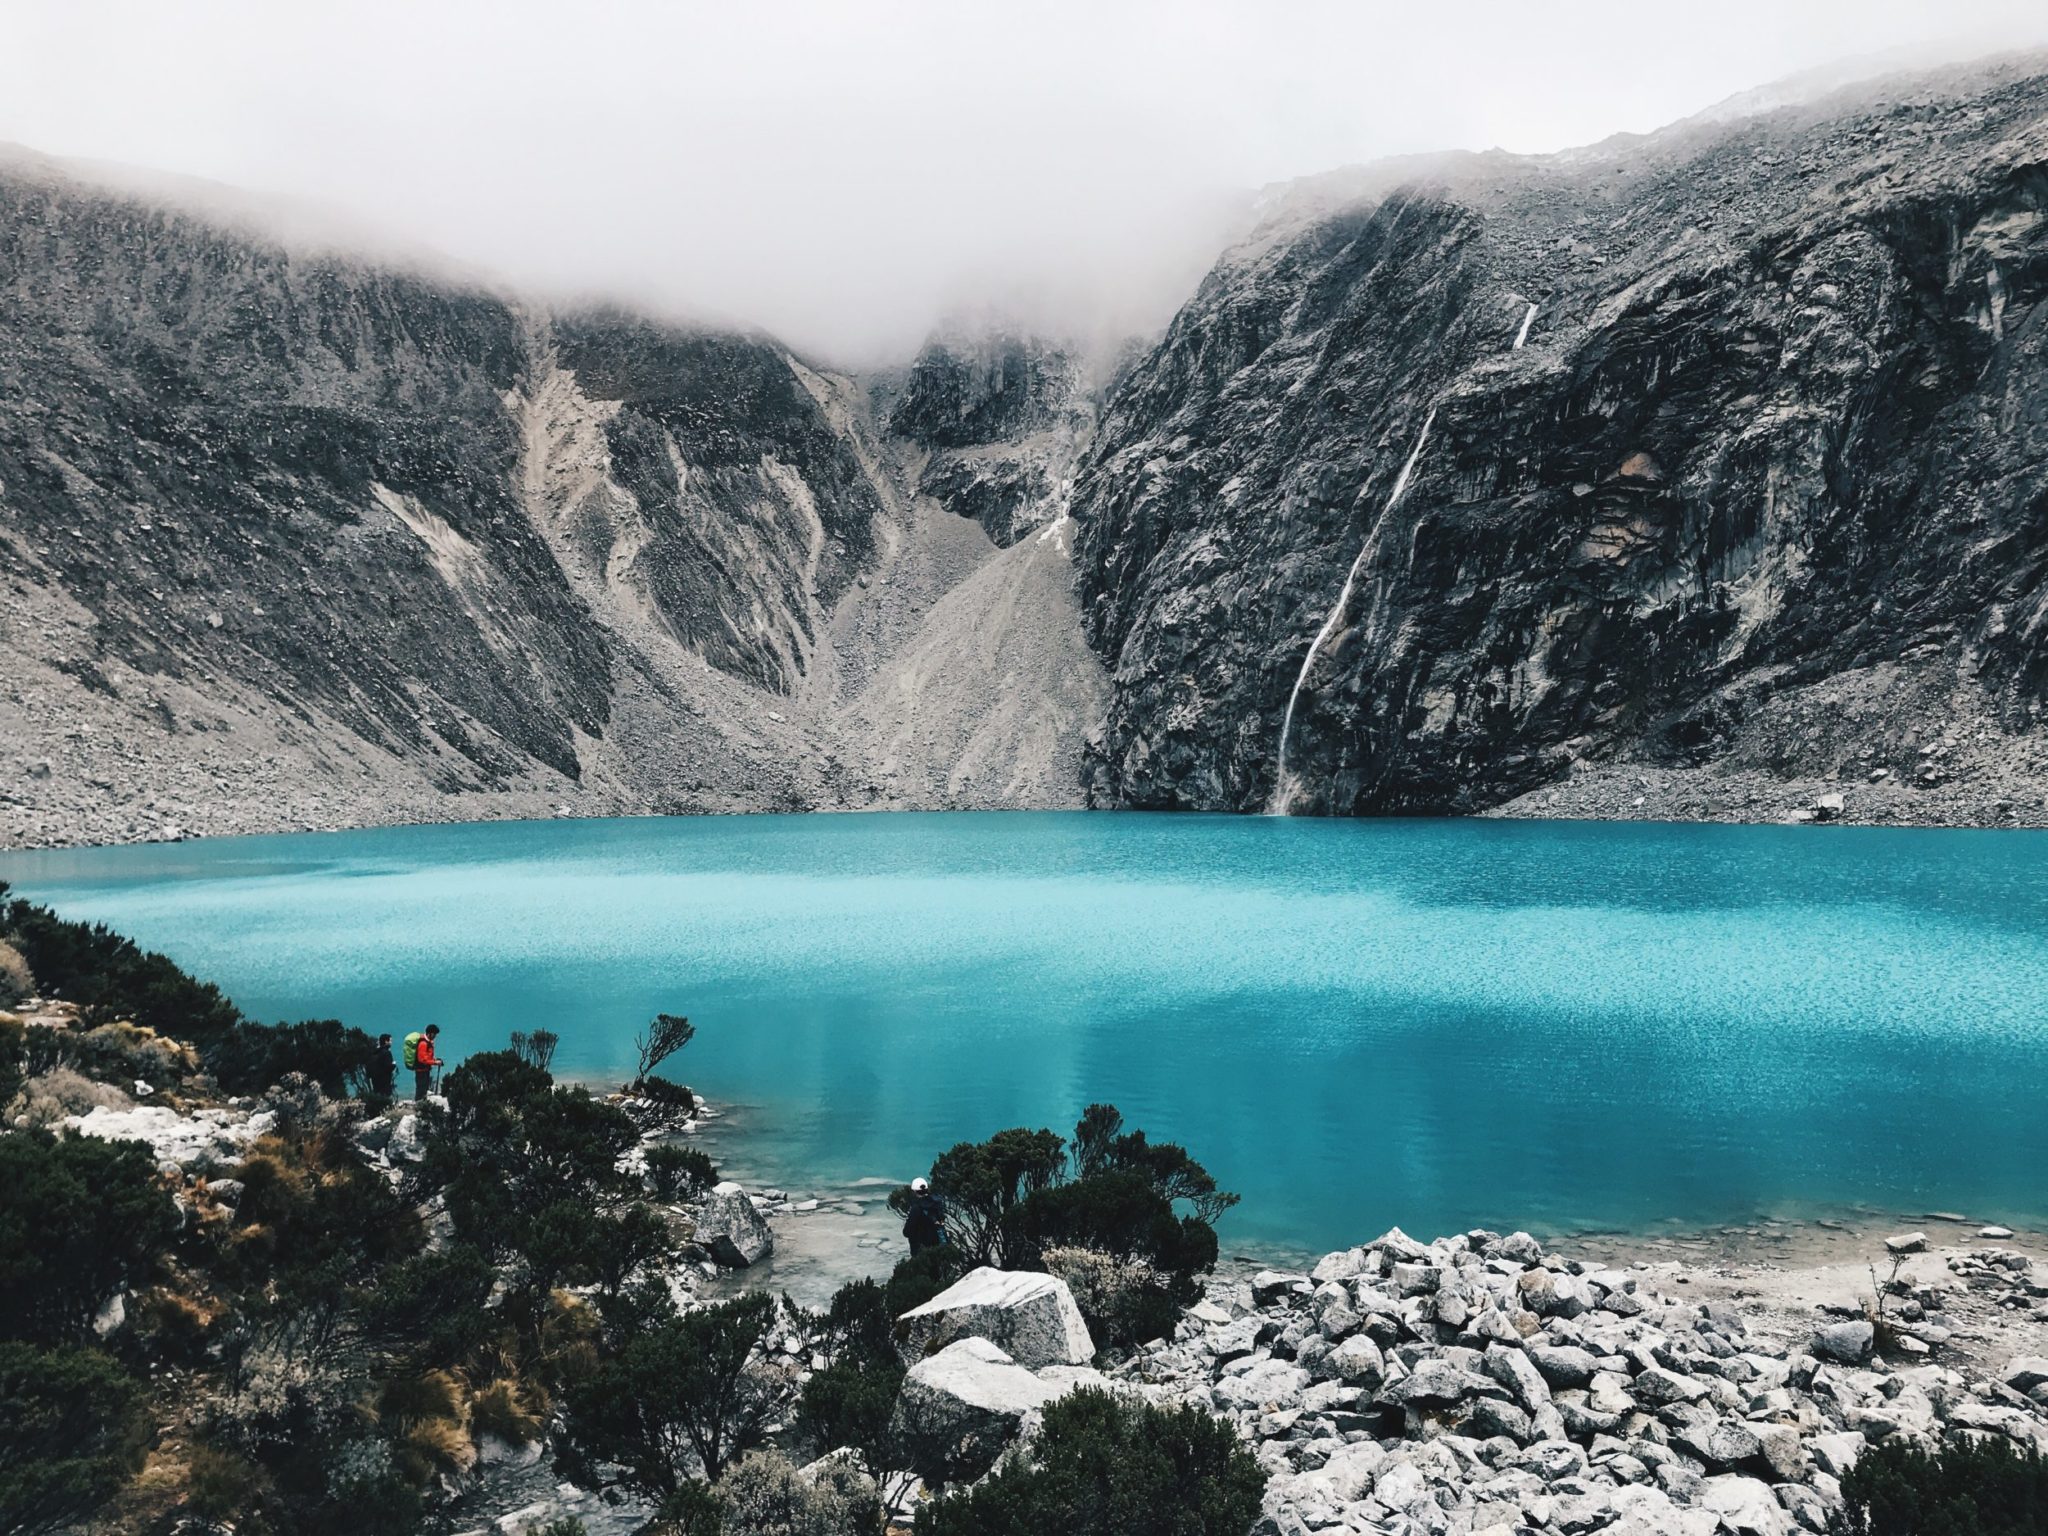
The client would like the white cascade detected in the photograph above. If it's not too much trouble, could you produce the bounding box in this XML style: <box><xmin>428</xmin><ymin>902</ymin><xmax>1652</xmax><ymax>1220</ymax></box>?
<box><xmin>1268</xmin><ymin>406</ymin><xmax>1438</xmax><ymax>815</ymax></box>
<box><xmin>1513</xmin><ymin>302</ymin><xmax>1537</xmax><ymax>350</ymax></box>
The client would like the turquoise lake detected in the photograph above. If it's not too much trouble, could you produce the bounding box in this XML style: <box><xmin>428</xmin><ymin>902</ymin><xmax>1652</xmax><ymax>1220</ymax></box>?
<box><xmin>3</xmin><ymin>811</ymin><xmax>2045</xmax><ymax>1254</ymax></box>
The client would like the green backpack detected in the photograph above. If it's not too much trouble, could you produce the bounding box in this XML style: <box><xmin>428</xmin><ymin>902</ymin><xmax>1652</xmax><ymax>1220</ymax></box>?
<box><xmin>403</xmin><ymin>1031</ymin><xmax>424</xmax><ymax>1070</ymax></box>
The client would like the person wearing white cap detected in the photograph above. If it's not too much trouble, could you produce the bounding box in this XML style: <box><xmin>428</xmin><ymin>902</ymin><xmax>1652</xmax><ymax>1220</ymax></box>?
<box><xmin>902</xmin><ymin>1176</ymin><xmax>947</xmax><ymax>1256</ymax></box>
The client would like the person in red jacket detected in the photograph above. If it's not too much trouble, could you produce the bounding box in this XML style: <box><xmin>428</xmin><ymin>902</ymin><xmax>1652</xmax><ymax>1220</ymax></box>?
<box><xmin>405</xmin><ymin>1024</ymin><xmax>443</xmax><ymax>1101</ymax></box>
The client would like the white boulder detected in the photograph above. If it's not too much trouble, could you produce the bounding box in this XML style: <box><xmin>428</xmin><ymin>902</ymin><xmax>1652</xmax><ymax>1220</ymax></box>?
<box><xmin>899</xmin><ymin>1267</ymin><xmax>1094</xmax><ymax>1368</ymax></box>
<box><xmin>889</xmin><ymin>1337</ymin><xmax>1068</xmax><ymax>1482</ymax></box>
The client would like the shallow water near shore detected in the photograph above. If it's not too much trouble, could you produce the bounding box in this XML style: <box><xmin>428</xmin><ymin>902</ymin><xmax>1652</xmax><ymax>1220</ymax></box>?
<box><xmin>6</xmin><ymin>810</ymin><xmax>2048</xmax><ymax>1257</ymax></box>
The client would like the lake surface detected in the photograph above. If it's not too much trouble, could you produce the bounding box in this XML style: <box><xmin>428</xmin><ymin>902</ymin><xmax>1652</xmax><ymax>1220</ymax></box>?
<box><xmin>4</xmin><ymin>811</ymin><xmax>2046</xmax><ymax>1256</ymax></box>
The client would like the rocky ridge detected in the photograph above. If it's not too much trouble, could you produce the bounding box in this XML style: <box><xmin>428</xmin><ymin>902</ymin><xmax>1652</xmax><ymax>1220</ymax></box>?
<box><xmin>1070</xmin><ymin>53</ymin><xmax>2048</xmax><ymax>826</ymax></box>
<box><xmin>0</xmin><ymin>148</ymin><xmax>1106</xmax><ymax>849</ymax></box>
<box><xmin>14</xmin><ymin>55</ymin><xmax>2048</xmax><ymax>842</ymax></box>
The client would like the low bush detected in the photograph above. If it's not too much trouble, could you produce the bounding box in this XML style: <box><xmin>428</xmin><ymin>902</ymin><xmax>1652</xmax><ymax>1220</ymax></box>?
<box><xmin>636</xmin><ymin>1074</ymin><xmax>698</xmax><ymax>1109</ymax></box>
<box><xmin>1042</xmin><ymin>1247</ymin><xmax>1176</xmax><ymax>1355</ymax></box>
<box><xmin>893</xmin><ymin>1105</ymin><xmax>1234</xmax><ymax>1348</ymax></box>
<box><xmin>560</xmin><ymin>1289</ymin><xmax>779</xmax><ymax>1491</ymax></box>
<box><xmin>13</xmin><ymin>1065</ymin><xmax>133</xmax><ymax>1126</ymax></box>
<box><xmin>0</xmin><ymin>1129</ymin><xmax>178</xmax><ymax>1344</ymax></box>
<box><xmin>646</xmin><ymin>1142</ymin><xmax>720</xmax><ymax>1202</ymax></box>
<box><xmin>1830</xmin><ymin>1434</ymin><xmax>2048</xmax><ymax>1534</ymax></box>
<box><xmin>0</xmin><ymin>883</ymin><xmax>244</xmax><ymax>1052</ymax></box>
<box><xmin>219</xmin><ymin>1019</ymin><xmax>382</xmax><ymax>1098</ymax></box>
<box><xmin>719</xmin><ymin>1448</ymin><xmax>878</xmax><ymax>1536</ymax></box>
<box><xmin>797</xmin><ymin>1356</ymin><xmax>902</xmax><ymax>1482</ymax></box>
<box><xmin>0</xmin><ymin>1015</ymin><xmax>23</xmax><ymax>1109</ymax></box>
<box><xmin>0</xmin><ymin>937</ymin><xmax>35</xmax><ymax>1007</ymax></box>
<box><xmin>915</xmin><ymin>1387</ymin><xmax>1264</xmax><ymax>1536</ymax></box>
<box><xmin>0</xmin><ymin>1341</ymin><xmax>151</xmax><ymax>1536</ymax></box>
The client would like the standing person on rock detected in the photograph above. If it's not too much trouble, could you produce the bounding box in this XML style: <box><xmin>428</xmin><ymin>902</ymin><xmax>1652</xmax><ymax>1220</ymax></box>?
<box><xmin>369</xmin><ymin>1033</ymin><xmax>397</xmax><ymax>1099</ymax></box>
<box><xmin>903</xmin><ymin>1176</ymin><xmax>947</xmax><ymax>1257</ymax></box>
<box><xmin>403</xmin><ymin>1024</ymin><xmax>443</xmax><ymax>1102</ymax></box>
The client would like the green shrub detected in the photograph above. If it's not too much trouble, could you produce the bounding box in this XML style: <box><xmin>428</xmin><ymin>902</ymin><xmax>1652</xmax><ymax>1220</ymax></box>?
<box><xmin>0</xmin><ymin>884</ymin><xmax>243</xmax><ymax>1051</ymax></box>
<box><xmin>885</xmin><ymin>1246</ymin><xmax>969</xmax><ymax>1322</ymax></box>
<box><xmin>218</xmin><ymin>1018</ymin><xmax>382</xmax><ymax>1097</ymax></box>
<box><xmin>1831</xmin><ymin>1434</ymin><xmax>2048</xmax><ymax>1535</ymax></box>
<box><xmin>652</xmin><ymin>1480</ymin><xmax>726</xmax><ymax>1536</ymax></box>
<box><xmin>560</xmin><ymin>1290</ymin><xmax>779</xmax><ymax>1491</ymax></box>
<box><xmin>646</xmin><ymin>1143</ymin><xmax>719</xmax><ymax>1202</ymax></box>
<box><xmin>0</xmin><ymin>1016</ymin><xmax>23</xmax><ymax>1109</ymax></box>
<box><xmin>816</xmin><ymin>1278</ymin><xmax>896</xmax><ymax>1363</ymax></box>
<box><xmin>0</xmin><ymin>1130</ymin><xmax>178</xmax><ymax>1344</ymax></box>
<box><xmin>520</xmin><ymin>1087</ymin><xmax>640</xmax><ymax>1205</ymax></box>
<box><xmin>358</xmin><ymin>1244</ymin><xmax>498</xmax><ymax>1365</ymax></box>
<box><xmin>636</xmin><ymin>1074</ymin><xmax>698</xmax><ymax>1109</ymax></box>
<box><xmin>718</xmin><ymin>1448</ymin><xmax>878</xmax><ymax>1536</ymax></box>
<box><xmin>915</xmin><ymin>1388</ymin><xmax>1264</xmax><ymax>1536</ymax></box>
<box><xmin>0</xmin><ymin>938</ymin><xmax>35</xmax><ymax>1007</ymax></box>
<box><xmin>797</xmin><ymin>1356</ymin><xmax>903</xmax><ymax>1482</ymax></box>
<box><xmin>895</xmin><ymin>1106</ymin><xmax>1234</xmax><ymax>1348</ymax></box>
<box><xmin>0</xmin><ymin>1341</ymin><xmax>150</xmax><ymax>1535</ymax></box>
<box><xmin>186</xmin><ymin>1442</ymin><xmax>267</xmax><ymax>1522</ymax></box>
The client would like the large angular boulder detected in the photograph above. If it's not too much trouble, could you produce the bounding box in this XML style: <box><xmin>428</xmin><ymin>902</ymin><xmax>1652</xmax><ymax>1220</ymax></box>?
<box><xmin>889</xmin><ymin>1337</ymin><xmax>1064</xmax><ymax>1483</ymax></box>
<box><xmin>1697</xmin><ymin>1475</ymin><xmax>1791</xmax><ymax>1536</ymax></box>
<box><xmin>697</xmin><ymin>1182</ymin><xmax>773</xmax><ymax>1267</ymax></box>
<box><xmin>1811</xmin><ymin>1319</ymin><xmax>1874</xmax><ymax>1364</ymax></box>
<box><xmin>899</xmin><ymin>1267</ymin><xmax>1095</xmax><ymax>1368</ymax></box>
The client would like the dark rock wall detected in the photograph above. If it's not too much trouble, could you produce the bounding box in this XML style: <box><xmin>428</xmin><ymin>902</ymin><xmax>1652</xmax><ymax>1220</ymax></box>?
<box><xmin>1070</xmin><ymin>61</ymin><xmax>2048</xmax><ymax>813</ymax></box>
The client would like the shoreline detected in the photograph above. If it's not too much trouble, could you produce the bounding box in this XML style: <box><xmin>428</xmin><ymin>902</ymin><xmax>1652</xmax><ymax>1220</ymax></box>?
<box><xmin>9</xmin><ymin>778</ymin><xmax>2048</xmax><ymax>856</ymax></box>
<box><xmin>680</xmin><ymin>1092</ymin><xmax>2048</xmax><ymax>1330</ymax></box>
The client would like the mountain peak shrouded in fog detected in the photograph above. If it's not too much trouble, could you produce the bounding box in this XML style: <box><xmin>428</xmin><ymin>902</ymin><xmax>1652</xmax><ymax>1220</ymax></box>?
<box><xmin>5</xmin><ymin>0</ymin><xmax>2048</xmax><ymax>365</ymax></box>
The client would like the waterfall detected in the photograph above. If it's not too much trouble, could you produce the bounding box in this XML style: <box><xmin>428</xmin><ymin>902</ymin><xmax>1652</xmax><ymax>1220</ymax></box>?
<box><xmin>1268</xmin><ymin>405</ymin><xmax>1438</xmax><ymax>814</ymax></box>
<box><xmin>1513</xmin><ymin>302</ymin><xmax>1537</xmax><ymax>350</ymax></box>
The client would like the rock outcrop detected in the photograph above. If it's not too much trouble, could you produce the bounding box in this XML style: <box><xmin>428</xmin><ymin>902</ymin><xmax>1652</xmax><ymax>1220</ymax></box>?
<box><xmin>1070</xmin><ymin>53</ymin><xmax>2048</xmax><ymax>823</ymax></box>
<box><xmin>888</xmin><ymin>1336</ymin><xmax>1080</xmax><ymax>1483</ymax></box>
<box><xmin>898</xmin><ymin>1266</ymin><xmax>1096</xmax><ymax>1368</ymax></box>
<box><xmin>885</xmin><ymin>329</ymin><xmax>1095</xmax><ymax>547</ymax></box>
<box><xmin>696</xmin><ymin>1180</ymin><xmax>774</xmax><ymax>1268</ymax></box>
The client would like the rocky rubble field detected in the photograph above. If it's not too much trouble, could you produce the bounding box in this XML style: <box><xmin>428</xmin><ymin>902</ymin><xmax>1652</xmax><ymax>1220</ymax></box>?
<box><xmin>1099</xmin><ymin>1227</ymin><xmax>2048</xmax><ymax>1536</ymax></box>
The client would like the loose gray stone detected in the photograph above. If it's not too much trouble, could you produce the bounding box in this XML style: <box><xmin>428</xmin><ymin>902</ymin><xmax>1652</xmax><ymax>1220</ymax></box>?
<box><xmin>1810</xmin><ymin>1320</ymin><xmax>1874</xmax><ymax>1364</ymax></box>
<box><xmin>1528</xmin><ymin>1343</ymin><xmax>1599</xmax><ymax>1388</ymax></box>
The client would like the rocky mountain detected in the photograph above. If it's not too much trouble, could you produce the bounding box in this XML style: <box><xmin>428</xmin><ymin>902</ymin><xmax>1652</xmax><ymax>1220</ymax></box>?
<box><xmin>883</xmin><ymin>328</ymin><xmax>1098</xmax><ymax>546</ymax></box>
<box><xmin>1070</xmin><ymin>52</ymin><xmax>2048</xmax><ymax>823</ymax></box>
<box><xmin>9</xmin><ymin>51</ymin><xmax>2048</xmax><ymax>846</ymax></box>
<box><xmin>0</xmin><ymin>150</ymin><xmax>1106</xmax><ymax>846</ymax></box>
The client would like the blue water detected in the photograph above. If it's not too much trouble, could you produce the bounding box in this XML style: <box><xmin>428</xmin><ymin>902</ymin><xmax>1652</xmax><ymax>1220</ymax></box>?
<box><xmin>3</xmin><ymin>811</ymin><xmax>2045</xmax><ymax>1253</ymax></box>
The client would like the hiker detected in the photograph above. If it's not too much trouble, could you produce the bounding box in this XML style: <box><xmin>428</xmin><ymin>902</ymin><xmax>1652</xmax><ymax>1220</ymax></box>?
<box><xmin>902</xmin><ymin>1176</ymin><xmax>947</xmax><ymax>1256</ymax></box>
<box><xmin>369</xmin><ymin>1032</ymin><xmax>397</xmax><ymax>1099</ymax></box>
<box><xmin>403</xmin><ymin>1024</ymin><xmax>443</xmax><ymax>1102</ymax></box>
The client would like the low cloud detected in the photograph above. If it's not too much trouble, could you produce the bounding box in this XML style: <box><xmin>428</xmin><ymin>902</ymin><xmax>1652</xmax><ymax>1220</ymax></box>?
<box><xmin>5</xmin><ymin>0</ymin><xmax>2046</xmax><ymax>363</ymax></box>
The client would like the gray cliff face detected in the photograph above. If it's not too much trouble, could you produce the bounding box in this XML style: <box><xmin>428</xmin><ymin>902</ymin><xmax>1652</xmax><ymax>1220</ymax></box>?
<box><xmin>885</xmin><ymin>331</ymin><xmax>1094</xmax><ymax>546</ymax></box>
<box><xmin>1070</xmin><ymin>57</ymin><xmax>2048</xmax><ymax>816</ymax></box>
<box><xmin>0</xmin><ymin>157</ymin><xmax>1107</xmax><ymax>846</ymax></box>
<box><xmin>11</xmin><ymin>54</ymin><xmax>2048</xmax><ymax>845</ymax></box>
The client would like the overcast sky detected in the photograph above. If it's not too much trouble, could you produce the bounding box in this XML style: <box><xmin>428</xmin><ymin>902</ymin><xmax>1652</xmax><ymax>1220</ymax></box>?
<box><xmin>5</xmin><ymin>1</ymin><xmax>2045</xmax><ymax>362</ymax></box>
